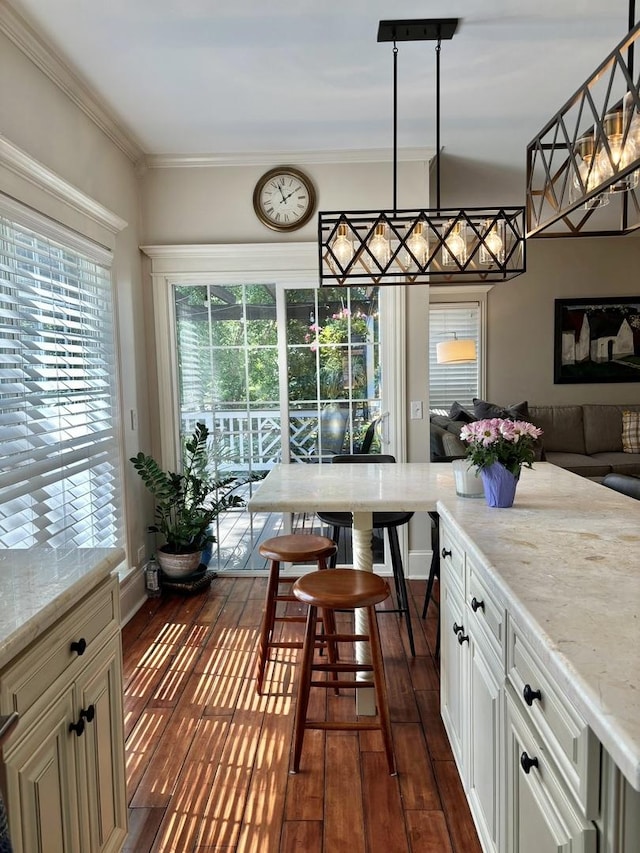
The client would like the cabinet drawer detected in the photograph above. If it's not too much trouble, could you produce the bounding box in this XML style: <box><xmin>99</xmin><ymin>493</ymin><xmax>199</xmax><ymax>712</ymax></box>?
<box><xmin>467</xmin><ymin>558</ymin><xmax>505</xmax><ymax>660</ymax></box>
<box><xmin>504</xmin><ymin>689</ymin><xmax>596</xmax><ymax>853</ymax></box>
<box><xmin>440</xmin><ymin>521</ymin><xmax>465</xmax><ymax>593</ymax></box>
<box><xmin>1</xmin><ymin>576</ymin><xmax>119</xmax><ymax>719</ymax></box>
<box><xmin>507</xmin><ymin>620</ymin><xmax>600</xmax><ymax>818</ymax></box>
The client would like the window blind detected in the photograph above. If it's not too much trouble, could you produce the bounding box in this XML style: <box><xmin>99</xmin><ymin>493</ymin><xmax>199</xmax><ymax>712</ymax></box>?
<box><xmin>0</xmin><ymin>206</ymin><xmax>123</xmax><ymax>549</ymax></box>
<box><xmin>429</xmin><ymin>303</ymin><xmax>480</xmax><ymax>412</ymax></box>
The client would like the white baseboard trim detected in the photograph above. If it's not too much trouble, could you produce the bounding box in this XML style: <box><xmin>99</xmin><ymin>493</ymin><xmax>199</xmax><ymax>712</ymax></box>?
<box><xmin>120</xmin><ymin>568</ymin><xmax>147</xmax><ymax>626</ymax></box>
<box><xmin>407</xmin><ymin>550</ymin><xmax>432</xmax><ymax>580</ymax></box>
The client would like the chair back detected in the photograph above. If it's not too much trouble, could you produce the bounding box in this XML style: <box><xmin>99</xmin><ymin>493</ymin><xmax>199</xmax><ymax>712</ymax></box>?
<box><xmin>332</xmin><ymin>453</ymin><xmax>396</xmax><ymax>464</ymax></box>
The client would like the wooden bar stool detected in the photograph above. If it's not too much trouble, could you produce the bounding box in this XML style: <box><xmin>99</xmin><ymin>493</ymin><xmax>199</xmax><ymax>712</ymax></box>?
<box><xmin>289</xmin><ymin>568</ymin><xmax>397</xmax><ymax>776</ymax></box>
<box><xmin>255</xmin><ymin>533</ymin><xmax>337</xmax><ymax>695</ymax></box>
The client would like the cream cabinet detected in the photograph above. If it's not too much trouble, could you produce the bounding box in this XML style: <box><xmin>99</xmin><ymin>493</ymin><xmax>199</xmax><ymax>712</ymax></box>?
<box><xmin>1</xmin><ymin>575</ymin><xmax>127</xmax><ymax>853</ymax></box>
<box><xmin>438</xmin><ymin>515</ymin><xmax>639</xmax><ymax>853</ymax></box>
<box><xmin>440</xmin><ymin>521</ymin><xmax>504</xmax><ymax>853</ymax></box>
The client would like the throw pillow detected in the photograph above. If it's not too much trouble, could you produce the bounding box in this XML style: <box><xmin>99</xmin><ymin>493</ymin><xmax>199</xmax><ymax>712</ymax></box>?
<box><xmin>448</xmin><ymin>401</ymin><xmax>476</xmax><ymax>423</ymax></box>
<box><xmin>472</xmin><ymin>398</ymin><xmax>530</xmax><ymax>421</ymax></box>
<box><xmin>622</xmin><ymin>410</ymin><xmax>640</xmax><ymax>453</ymax></box>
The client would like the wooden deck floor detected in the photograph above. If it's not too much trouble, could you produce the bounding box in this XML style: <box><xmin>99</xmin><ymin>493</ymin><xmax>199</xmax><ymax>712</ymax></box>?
<box><xmin>121</xmin><ymin>575</ymin><xmax>482</xmax><ymax>853</ymax></box>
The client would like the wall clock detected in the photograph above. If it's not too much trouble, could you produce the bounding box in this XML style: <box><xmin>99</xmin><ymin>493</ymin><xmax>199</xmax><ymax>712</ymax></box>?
<box><xmin>252</xmin><ymin>166</ymin><xmax>316</xmax><ymax>232</ymax></box>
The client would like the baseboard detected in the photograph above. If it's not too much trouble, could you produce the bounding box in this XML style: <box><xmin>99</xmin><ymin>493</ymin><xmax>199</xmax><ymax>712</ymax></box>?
<box><xmin>120</xmin><ymin>568</ymin><xmax>147</xmax><ymax>626</ymax></box>
<box><xmin>408</xmin><ymin>549</ymin><xmax>432</xmax><ymax>580</ymax></box>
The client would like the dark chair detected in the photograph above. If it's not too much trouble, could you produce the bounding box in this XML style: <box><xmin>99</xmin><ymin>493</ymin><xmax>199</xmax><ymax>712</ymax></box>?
<box><xmin>602</xmin><ymin>473</ymin><xmax>640</xmax><ymax>501</ymax></box>
<box><xmin>316</xmin><ymin>454</ymin><xmax>416</xmax><ymax>656</ymax></box>
<box><xmin>421</xmin><ymin>511</ymin><xmax>441</xmax><ymax>658</ymax></box>
<box><xmin>318</xmin><ymin>404</ymin><xmax>348</xmax><ymax>458</ymax></box>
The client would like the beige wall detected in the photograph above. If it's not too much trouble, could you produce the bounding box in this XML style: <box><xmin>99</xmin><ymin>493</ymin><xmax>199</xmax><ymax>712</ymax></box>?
<box><xmin>0</xmin><ymin>30</ymin><xmax>153</xmax><ymax>573</ymax></box>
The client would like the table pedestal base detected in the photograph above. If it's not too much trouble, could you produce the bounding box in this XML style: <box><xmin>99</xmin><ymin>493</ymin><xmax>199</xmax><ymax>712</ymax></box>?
<box><xmin>353</xmin><ymin>512</ymin><xmax>376</xmax><ymax>716</ymax></box>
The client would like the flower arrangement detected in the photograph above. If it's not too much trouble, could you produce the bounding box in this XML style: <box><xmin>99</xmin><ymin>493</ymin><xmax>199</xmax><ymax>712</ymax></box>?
<box><xmin>459</xmin><ymin>418</ymin><xmax>543</xmax><ymax>477</ymax></box>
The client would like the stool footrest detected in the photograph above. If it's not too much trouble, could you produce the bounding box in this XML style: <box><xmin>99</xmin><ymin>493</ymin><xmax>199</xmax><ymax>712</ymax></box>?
<box><xmin>310</xmin><ymin>679</ymin><xmax>373</xmax><ymax>689</ymax></box>
<box><xmin>275</xmin><ymin>615</ymin><xmax>306</xmax><ymax>624</ymax></box>
<box><xmin>305</xmin><ymin>720</ymin><xmax>383</xmax><ymax>732</ymax></box>
<box><xmin>312</xmin><ymin>663</ymin><xmax>372</xmax><ymax>673</ymax></box>
<box><xmin>313</xmin><ymin>632</ymin><xmax>368</xmax><ymax>643</ymax></box>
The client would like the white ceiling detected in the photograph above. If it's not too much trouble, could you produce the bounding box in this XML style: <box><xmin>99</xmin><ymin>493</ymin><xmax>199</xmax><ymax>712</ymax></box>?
<box><xmin>6</xmin><ymin>0</ymin><xmax>634</xmax><ymax>170</ymax></box>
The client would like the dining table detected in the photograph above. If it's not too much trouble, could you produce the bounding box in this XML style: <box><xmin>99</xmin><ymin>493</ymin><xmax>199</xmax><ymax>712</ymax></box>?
<box><xmin>247</xmin><ymin>461</ymin><xmax>457</xmax><ymax>714</ymax></box>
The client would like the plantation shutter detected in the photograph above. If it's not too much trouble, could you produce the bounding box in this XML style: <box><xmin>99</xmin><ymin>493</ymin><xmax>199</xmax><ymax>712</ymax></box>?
<box><xmin>429</xmin><ymin>303</ymin><xmax>480</xmax><ymax>412</ymax></box>
<box><xmin>0</xmin><ymin>200</ymin><xmax>123</xmax><ymax>549</ymax></box>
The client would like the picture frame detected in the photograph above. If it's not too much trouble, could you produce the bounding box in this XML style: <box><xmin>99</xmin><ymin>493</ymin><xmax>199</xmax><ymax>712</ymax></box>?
<box><xmin>554</xmin><ymin>296</ymin><xmax>640</xmax><ymax>384</ymax></box>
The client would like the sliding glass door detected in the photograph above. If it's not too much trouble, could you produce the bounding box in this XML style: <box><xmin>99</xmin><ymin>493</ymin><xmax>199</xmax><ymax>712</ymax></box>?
<box><xmin>172</xmin><ymin>281</ymin><xmax>383</xmax><ymax>571</ymax></box>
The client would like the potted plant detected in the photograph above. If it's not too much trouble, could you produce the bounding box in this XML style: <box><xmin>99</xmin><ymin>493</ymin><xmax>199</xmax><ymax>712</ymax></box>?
<box><xmin>459</xmin><ymin>418</ymin><xmax>543</xmax><ymax>508</ymax></box>
<box><xmin>130</xmin><ymin>422</ymin><xmax>245</xmax><ymax>578</ymax></box>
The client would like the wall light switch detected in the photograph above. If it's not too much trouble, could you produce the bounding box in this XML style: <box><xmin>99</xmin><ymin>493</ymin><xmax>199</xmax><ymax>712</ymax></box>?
<box><xmin>410</xmin><ymin>400</ymin><xmax>423</xmax><ymax>420</ymax></box>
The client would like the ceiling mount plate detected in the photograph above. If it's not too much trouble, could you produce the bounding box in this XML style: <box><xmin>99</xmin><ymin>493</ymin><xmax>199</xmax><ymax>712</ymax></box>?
<box><xmin>377</xmin><ymin>18</ymin><xmax>459</xmax><ymax>43</ymax></box>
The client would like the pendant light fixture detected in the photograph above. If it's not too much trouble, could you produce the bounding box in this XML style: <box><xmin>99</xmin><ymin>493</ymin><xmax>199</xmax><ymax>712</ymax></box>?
<box><xmin>318</xmin><ymin>18</ymin><xmax>526</xmax><ymax>287</ymax></box>
<box><xmin>436</xmin><ymin>333</ymin><xmax>477</xmax><ymax>364</ymax></box>
<box><xmin>527</xmin><ymin>2</ymin><xmax>640</xmax><ymax>237</ymax></box>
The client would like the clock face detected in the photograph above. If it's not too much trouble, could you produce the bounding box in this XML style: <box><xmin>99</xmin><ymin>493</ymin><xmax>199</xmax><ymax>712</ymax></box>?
<box><xmin>253</xmin><ymin>167</ymin><xmax>316</xmax><ymax>231</ymax></box>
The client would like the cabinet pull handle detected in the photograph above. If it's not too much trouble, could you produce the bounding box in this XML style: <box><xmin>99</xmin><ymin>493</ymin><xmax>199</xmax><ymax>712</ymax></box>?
<box><xmin>81</xmin><ymin>704</ymin><xmax>95</xmax><ymax>724</ymax></box>
<box><xmin>457</xmin><ymin>631</ymin><xmax>469</xmax><ymax>645</ymax></box>
<box><xmin>523</xmin><ymin>684</ymin><xmax>542</xmax><ymax>706</ymax></box>
<box><xmin>452</xmin><ymin>622</ymin><xmax>464</xmax><ymax>635</ymax></box>
<box><xmin>471</xmin><ymin>597</ymin><xmax>485</xmax><ymax>612</ymax></box>
<box><xmin>441</xmin><ymin>547</ymin><xmax>452</xmax><ymax>559</ymax></box>
<box><xmin>69</xmin><ymin>718</ymin><xmax>85</xmax><ymax>737</ymax></box>
<box><xmin>70</xmin><ymin>638</ymin><xmax>87</xmax><ymax>656</ymax></box>
<box><xmin>69</xmin><ymin>705</ymin><xmax>95</xmax><ymax>737</ymax></box>
<box><xmin>520</xmin><ymin>751</ymin><xmax>539</xmax><ymax>774</ymax></box>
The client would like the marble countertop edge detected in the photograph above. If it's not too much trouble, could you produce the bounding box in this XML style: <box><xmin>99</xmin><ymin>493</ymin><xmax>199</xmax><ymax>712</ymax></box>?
<box><xmin>0</xmin><ymin>548</ymin><xmax>125</xmax><ymax>671</ymax></box>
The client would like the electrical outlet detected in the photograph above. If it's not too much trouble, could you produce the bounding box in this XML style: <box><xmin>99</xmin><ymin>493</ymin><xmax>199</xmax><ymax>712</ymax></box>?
<box><xmin>410</xmin><ymin>400</ymin><xmax>423</xmax><ymax>420</ymax></box>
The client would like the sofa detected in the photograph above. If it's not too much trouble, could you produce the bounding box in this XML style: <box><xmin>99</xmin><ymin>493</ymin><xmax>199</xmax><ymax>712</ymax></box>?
<box><xmin>431</xmin><ymin>401</ymin><xmax>640</xmax><ymax>480</ymax></box>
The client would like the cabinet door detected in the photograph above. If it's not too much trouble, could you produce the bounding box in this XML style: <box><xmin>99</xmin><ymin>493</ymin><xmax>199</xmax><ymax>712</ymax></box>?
<box><xmin>505</xmin><ymin>693</ymin><xmax>596</xmax><ymax>853</ymax></box>
<box><xmin>4</xmin><ymin>688</ymin><xmax>81</xmax><ymax>853</ymax></box>
<box><xmin>440</xmin><ymin>571</ymin><xmax>466</xmax><ymax>773</ymax></box>
<box><xmin>468</xmin><ymin>637</ymin><xmax>502</xmax><ymax>853</ymax></box>
<box><xmin>74</xmin><ymin>635</ymin><xmax>127</xmax><ymax>853</ymax></box>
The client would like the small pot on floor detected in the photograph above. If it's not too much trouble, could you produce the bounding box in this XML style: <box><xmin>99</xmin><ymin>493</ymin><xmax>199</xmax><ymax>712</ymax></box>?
<box><xmin>156</xmin><ymin>547</ymin><xmax>203</xmax><ymax>579</ymax></box>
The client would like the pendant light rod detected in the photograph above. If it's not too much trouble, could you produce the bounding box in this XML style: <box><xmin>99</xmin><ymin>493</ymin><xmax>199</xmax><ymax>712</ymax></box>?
<box><xmin>393</xmin><ymin>42</ymin><xmax>398</xmax><ymax>213</ymax></box>
<box><xmin>436</xmin><ymin>38</ymin><xmax>442</xmax><ymax>212</ymax></box>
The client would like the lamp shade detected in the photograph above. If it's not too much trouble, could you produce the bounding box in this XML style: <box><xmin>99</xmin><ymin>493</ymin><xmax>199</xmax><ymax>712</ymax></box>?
<box><xmin>436</xmin><ymin>338</ymin><xmax>477</xmax><ymax>364</ymax></box>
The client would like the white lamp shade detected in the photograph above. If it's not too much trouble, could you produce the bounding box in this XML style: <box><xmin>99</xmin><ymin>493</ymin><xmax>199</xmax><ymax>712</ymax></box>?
<box><xmin>436</xmin><ymin>338</ymin><xmax>477</xmax><ymax>364</ymax></box>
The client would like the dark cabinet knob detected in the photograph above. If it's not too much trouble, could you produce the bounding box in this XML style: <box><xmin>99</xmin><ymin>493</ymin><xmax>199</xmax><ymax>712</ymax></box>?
<box><xmin>471</xmin><ymin>597</ymin><xmax>485</xmax><ymax>612</ymax></box>
<box><xmin>81</xmin><ymin>704</ymin><xmax>95</xmax><ymax>724</ymax></box>
<box><xmin>70</xmin><ymin>638</ymin><xmax>87</xmax><ymax>656</ymax></box>
<box><xmin>452</xmin><ymin>622</ymin><xmax>464</xmax><ymax>635</ymax></box>
<box><xmin>69</xmin><ymin>718</ymin><xmax>85</xmax><ymax>737</ymax></box>
<box><xmin>523</xmin><ymin>684</ymin><xmax>542</xmax><ymax>707</ymax></box>
<box><xmin>520</xmin><ymin>751</ymin><xmax>539</xmax><ymax>774</ymax></box>
<box><xmin>441</xmin><ymin>547</ymin><xmax>452</xmax><ymax>559</ymax></box>
<box><xmin>69</xmin><ymin>705</ymin><xmax>95</xmax><ymax>737</ymax></box>
<box><xmin>457</xmin><ymin>631</ymin><xmax>469</xmax><ymax>645</ymax></box>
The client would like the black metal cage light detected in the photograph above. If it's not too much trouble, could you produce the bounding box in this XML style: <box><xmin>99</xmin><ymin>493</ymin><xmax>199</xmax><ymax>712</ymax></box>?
<box><xmin>318</xmin><ymin>18</ymin><xmax>526</xmax><ymax>287</ymax></box>
<box><xmin>527</xmin><ymin>4</ymin><xmax>640</xmax><ymax>237</ymax></box>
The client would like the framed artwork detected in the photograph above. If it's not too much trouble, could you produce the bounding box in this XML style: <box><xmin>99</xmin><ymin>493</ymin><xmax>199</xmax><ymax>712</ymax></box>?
<box><xmin>554</xmin><ymin>296</ymin><xmax>640</xmax><ymax>384</ymax></box>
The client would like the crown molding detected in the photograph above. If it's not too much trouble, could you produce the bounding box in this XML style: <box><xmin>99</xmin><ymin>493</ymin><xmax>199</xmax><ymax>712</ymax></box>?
<box><xmin>144</xmin><ymin>147</ymin><xmax>434</xmax><ymax>169</ymax></box>
<box><xmin>0</xmin><ymin>134</ymin><xmax>128</xmax><ymax>233</ymax></box>
<box><xmin>0</xmin><ymin>1</ymin><xmax>144</xmax><ymax>164</ymax></box>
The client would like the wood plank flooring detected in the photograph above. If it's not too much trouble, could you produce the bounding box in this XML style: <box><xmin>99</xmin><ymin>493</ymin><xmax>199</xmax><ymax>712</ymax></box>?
<box><xmin>121</xmin><ymin>575</ymin><xmax>482</xmax><ymax>853</ymax></box>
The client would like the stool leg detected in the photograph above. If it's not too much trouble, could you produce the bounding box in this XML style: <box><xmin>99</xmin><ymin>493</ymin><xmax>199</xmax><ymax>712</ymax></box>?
<box><xmin>366</xmin><ymin>605</ymin><xmax>397</xmax><ymax>776</ymax></box>
<box><xmin>320</xmin><ymin>606</ymin><xmax>340</xmax><ymax>695</ymax></box>
<box><xmin>290</xmin><ymin>603</ymin><xmax>318</xmax><ymax>774</ymax></box>
<box><xmin>388</xmin><ymin>528</ymin><xmax>416</xmax><ymax>658</ymax></box>
<box><xmin>255</xmin><ymin>559</ymin><xmax>280</xmax><ymax>695</ymax></box>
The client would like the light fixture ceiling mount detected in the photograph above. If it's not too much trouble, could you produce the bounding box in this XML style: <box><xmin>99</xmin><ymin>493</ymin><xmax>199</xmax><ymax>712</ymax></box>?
<box><xmin>318</xmin><ymin>18</ymin><xmax>526</xmax><ymax>287</ymax></box>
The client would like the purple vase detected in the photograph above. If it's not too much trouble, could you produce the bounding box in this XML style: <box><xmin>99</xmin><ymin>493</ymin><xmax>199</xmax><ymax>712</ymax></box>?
<box><xmin>480</xmin><ymin>462</ymin><xmax>520</xmax><ymax>508</ymax></box>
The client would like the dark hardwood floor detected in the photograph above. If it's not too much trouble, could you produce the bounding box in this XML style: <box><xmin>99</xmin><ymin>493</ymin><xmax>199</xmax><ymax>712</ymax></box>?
<box><xmin>121</xmin><ymin>573</ymin><xmax>482</xmax><ymax>853</ymax></box>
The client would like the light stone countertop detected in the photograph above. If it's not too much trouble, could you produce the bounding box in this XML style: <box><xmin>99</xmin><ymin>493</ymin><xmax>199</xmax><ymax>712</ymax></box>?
<box><xmin>249</xmin><ymin>461</ymin><xmax>640</xmax><ymax>790</ymax></box>
<box><xmin>0</xmin><ymin>547</ymin><xmax>125</xmax><ymax>671</ymax></box>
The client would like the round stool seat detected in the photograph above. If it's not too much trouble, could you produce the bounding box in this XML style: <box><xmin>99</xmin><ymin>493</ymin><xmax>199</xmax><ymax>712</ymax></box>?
<box><xmin>293</xmin><ymin>568</ymin><xmax>389</xmax><ymax>610</ymax></box>
<box><xmin>259</xmin><ymin>533</ymin><xmax>336</xmax><ymax>564</ymax></box>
